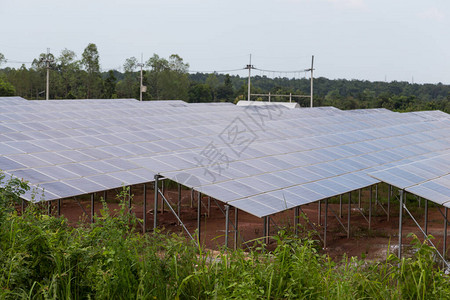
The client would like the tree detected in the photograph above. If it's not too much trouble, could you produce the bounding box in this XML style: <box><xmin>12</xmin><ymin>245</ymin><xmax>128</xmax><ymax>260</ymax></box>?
<box><xmin>0</xmin><ymin>53</ymin><xmax>5</xmax><ymax>66</ymax></box>
<box><xmin>216</xmin><ymin>74</ymin><xmax>234</xmax><ymax>101</ymax></box>
<box><xmin>0</xmin><ymin>77</ymin><xmax>16</xmax><ymax>96</ymax></box>
<box><xmin>81</xmin><ymin>43</ymin><xmax>101</xmax><ymax>98</ymax></box>
<box><xmin>56</xmin><ymin>49</ymin><xmax>81</xmax><ymax>98</ymax></box>
<box><xmin>146</xmin><ymin>54</ymin><xmax>189</xmax><ymax>100</ymax></box>
<box><xmin>206</xmin><ymin>73</ymin><xmax>219</xmax><ymax>101</ymax></box>
<box><xmin>188</xmin><ymin>83</ymin><xmax>212</xmax><ymax>102</ymax></box>
<box><xmin>116</xmin><ymin>57</ymin><xmax>139</xmax><ymax>98</ymax></box>
<box><xmin>103</xmin><ymin>70</ymin><xmax>117</xmax><ymax>98</ymax></box>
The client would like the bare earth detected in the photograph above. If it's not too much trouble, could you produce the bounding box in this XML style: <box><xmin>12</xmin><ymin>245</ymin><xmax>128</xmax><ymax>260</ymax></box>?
<box><xmin>32</xmin><ymin>185</ymin><xmax>447</xmax><ymax>261</ymax></box>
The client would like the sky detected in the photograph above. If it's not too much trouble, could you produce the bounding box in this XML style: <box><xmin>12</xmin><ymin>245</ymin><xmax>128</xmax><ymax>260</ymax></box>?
<box><xmin>1</xmin><ymin>0</ymin><xmax>449</xmax><ymax>84</ymax></box>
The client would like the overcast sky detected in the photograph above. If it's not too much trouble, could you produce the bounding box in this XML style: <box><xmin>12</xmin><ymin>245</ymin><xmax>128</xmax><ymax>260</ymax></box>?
<box><xmin>1</xmin><ymin>0</ymin><xmax>449</xmax><ymax>84</ymax></box>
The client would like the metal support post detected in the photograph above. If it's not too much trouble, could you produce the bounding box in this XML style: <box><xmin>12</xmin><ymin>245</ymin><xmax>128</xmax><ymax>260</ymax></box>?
<box><xmin>324</xmin><ymin>198</ymin><xmax>328</xmax><ymax>249</ymax></box>
<box><xmin>425</xmin><ymin>199</ymin><xmax>428</xmax><ymax>235</ymax></box>
<box><xmin>177</xmin><ymin>183</ymin><xmax>181</xmax><ymax>224</ymax></box>
<box><xmin>387</xmin><ymin>185</ymin><xmax>391</xmax><ymax>221</ymax></box>
<box><xmin>369</xmin><ymin>186</ymin><xmax>372</xmax><ymax>230</ymax></box>
<box><xmin>318</xmin><ymin>200</ymin><xmax>321</xmax><ymax>225</ymax></box>
<box><xmin>294</xmin><ymin>206</ymin><xmax>299</xmax><ymax>235</ymax></box>
<box><xmin>48</xmin><ymin>201</ymin><xmax>51</xmax><ymax>216</ymax></box>
<box><xmin>444</xmin><ymin>208</ymin><xmax>448</xmax><ymax>261</ymax></box>
<box><xmin>128</xmin><ymin>186</ymin><xmax>132</xmax><ymax>211</ymax></box>
<box><xmin>91</xmin><ymin>193</ymin><xmax>94</xmax><ymax>223</ymax></box>
<box><xmin>347</xmin><ymin>192</ymin><xmax>351</xmax><ymax>238</ymax></box>
<box><xmin>225</xmin><ymin>205</ymin><xmax>230</xmax><ymax>247</ymax></box>
<box><xmin>154</xmin><ymin>175</ymin><xmax>159</xmax><ymax>230</ymax></box>
<box><xmin>375</xmin><ymin>184</ymin><xmax>378</xmax><ymax>205</ymax></box>
<box><xmin>57</xmin><ymin>199</ymin><xmax>61</xmax><ymax>216</ymax></box>
<box><xmin>208</xmin><ymin>196</ymin><xmax>211</xmax><ymax>217</ymax></box>
<box><xmin>266</xmin><ymin>217</ymin><xmax>270</xmax><ymax>244</ymax></box>
<box><xmin>358</xmin><ymin>189</ymin><xmax>361</xmax><ymax>209</ymax></box>
<box><xmin>160</xmin><ymin>181</ymin><xmax>164</xmax><ymax>214</ymax></box>
<box><xmin>197</xmin><ymin>192</ymin><xmax>201</xmax><ymax>243</ymax></box>
<box><xmin>103</xmin><ymin>191</ymin><xmax>107</xmax><ymax>201</ymax></box>
<box><xmin>339</xmin><ymin>195</ymin><xmax>342</xmax><ymax>218</ymax></box>
<box><xmin>143</xmin><ymin>183</ymin><xmax>147</xmax><ymax>233</ymax></box>
<box><xmin>398</xmin><ymin>189</ymin><xmax>404</xmax><ymax>259</ymax></box>
<box><xmin>234</xmin><ymin>207</ymin><xmax>238</xmax><ymax>250</ymax></box>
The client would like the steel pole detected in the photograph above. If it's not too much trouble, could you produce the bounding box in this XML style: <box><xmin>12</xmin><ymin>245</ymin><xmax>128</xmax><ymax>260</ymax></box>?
<box><xmin>57</xmin><ymin>199</ymin><xmax>61</xmax><ymax>216</ymax></box>
<box><xmin>425</xmin><ymin>199</ymin><xmax>428</xmax><ymax>235</ymax></box>
<box><xmin>197</xmin><ymin>192</ymin><xmax>201</xmax><ymax>243</ymax></box>
<box><xmin>339</xmin><ymin>195</ymin><xmax>342</xmax><ymax>218</ymax></box>
<box><xmin>318</xmin><ymin>200</ymin><xmax>321</xmax><ymax>225</ymax></box>
<box><xmin>444</xmin><ymin>208</ymin><xmax>448</xmax><ymax>261</ymax></box>
<box><xmin>369</xmin><ymin>186</ymin><xmax>372</xmax><ymax>230</ymax></box>
<box><xmin>294</xmin><ymin>206</ymin><xmax>299</xmax><ymax>235</ymax></box>
<box><xmin>225</xmin><ymin>205</ymin><xmax>230</xmax><ymax>247</ymax></box>
<box><xmin>234</xmin><ymin>207</ymin><xmax>238</xmax><ymax>250</ymax></box>
<box><xmin>387</xmin><ymin>185</ymin><xmax>391</xmax><ymax>222</ymax></box>
<box><xmin>143</xmin><ymin>183</ymin><xmax>147</xmax><ymax>233</ymax></box>
<box><xmin>154</xmin><ymin>176</ymin><xmax>159</xmax><ymax>230</ymax></box>
<box><xmin>398</xmin><ymin>190</ymin><xmax>404</xmax><ymax>259</ymax></box>
<box><xmin>347</xmin><ymin>192</ymin><xmax>351</xmax><ymax>239</ymax></box>
<box><xmin>324</xmin><ymin>198</ymin><xmax>328</xmax><ymax>249</ymax></box>
<box><xmin>91</xmin><ymin>193</ymin><xmax>94</xmax><ymax>223</ymax></box>
<box><xmin>177</xmin><ymin>183</ymin><xmax>181</xmax><ymax>224</ymax></box>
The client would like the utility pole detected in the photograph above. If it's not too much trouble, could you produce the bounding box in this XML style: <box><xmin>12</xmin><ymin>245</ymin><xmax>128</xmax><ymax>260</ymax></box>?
<box><xmin>309</xmin><ymin>55</ymin><xmax>314</xmax><ymax>107</ymax></box>
<box><xmin>244</xmin><ymin>54</ymin><xmax>254</xmax><ymax>101</ymax></box>
<box><xmin>137</xmin><ymin>53</ymin><xmax>145</xmax><ymax>101</ymax></box>
<box><xmin>40</xmin><ymin>48</ymin><xmax>54</xmax><ymax>100</ymax></box>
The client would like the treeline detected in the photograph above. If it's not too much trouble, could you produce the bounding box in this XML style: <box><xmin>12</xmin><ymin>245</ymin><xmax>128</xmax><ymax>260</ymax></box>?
<box><xmin>1</xmin><ymin>44</ymin><xmax>449</xmax><ymax>112</ymax></box>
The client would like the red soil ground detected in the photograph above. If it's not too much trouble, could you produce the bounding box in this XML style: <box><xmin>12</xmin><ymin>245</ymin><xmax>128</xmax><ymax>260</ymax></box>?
<box><xmin>26</xmin><ymin>184</ymin><xmax>449</xmax><ymax>262</ymax></box>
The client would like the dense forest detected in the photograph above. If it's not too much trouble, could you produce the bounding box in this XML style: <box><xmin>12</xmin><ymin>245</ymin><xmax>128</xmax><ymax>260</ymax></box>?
<box><xmin>1</xmin><ymin>44</ymin><xmax>449</xmax><ymax>113</ymax></box>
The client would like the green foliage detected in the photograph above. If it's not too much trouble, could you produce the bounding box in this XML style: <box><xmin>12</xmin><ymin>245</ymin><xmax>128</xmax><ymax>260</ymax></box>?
<box><xmin>0</xmin><ymin>76</ymin><xmax>16</xmax><ymax>96</ymax></box>
<box><xmin>1</xmin><ymin>176</ymin><xmax>450</xmax><ymax>299</ymax></box>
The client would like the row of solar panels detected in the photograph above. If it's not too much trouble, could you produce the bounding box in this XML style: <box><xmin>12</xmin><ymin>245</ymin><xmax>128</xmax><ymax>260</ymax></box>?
<box><xmin>0</xmin><ymin>97</ymin><xmax>449</xmax><ymax>218</ymax></box>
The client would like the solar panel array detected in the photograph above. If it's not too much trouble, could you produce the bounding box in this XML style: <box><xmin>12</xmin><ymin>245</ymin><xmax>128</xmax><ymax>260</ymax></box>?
<box><xmin>370</xmin><ymin>153</ymin><xmax>450</xmax><ymax>206</ymax></box>
<box><xmin>0</xmin><ymin>96</ymin><xmax>449</xmax><ymax>218</ymax></box>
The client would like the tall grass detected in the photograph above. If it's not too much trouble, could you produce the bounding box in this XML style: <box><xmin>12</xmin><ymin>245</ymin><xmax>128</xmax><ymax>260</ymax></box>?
<box><xmin>1</xmin><ymin>176</ymin><xmax>450</xmax><ymax>299</ymax></box>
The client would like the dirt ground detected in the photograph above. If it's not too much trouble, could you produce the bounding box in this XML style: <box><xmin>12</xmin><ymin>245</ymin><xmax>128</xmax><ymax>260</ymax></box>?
<box><xmin>26</xmin><ymin>184</ymin><xmax>449</xmax><ymax>262</ymax></box>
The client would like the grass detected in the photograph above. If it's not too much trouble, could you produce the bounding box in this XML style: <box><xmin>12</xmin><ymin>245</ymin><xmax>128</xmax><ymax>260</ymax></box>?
<box><xmin>2</xmin><ymin>175</ymin><xmax>450</xmax><ymax>299</ymax></box>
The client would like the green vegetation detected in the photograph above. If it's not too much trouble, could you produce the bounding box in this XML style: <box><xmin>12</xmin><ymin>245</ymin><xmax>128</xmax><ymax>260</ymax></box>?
<box><xmin>1</xmin><ymin>175</ymin><xmax>450</xmax><ymax>299</ymax></box>
<box><xmin>1</xmin><ymin>46</ymin><xmax>450</xmax><ymax>112</ymax></box>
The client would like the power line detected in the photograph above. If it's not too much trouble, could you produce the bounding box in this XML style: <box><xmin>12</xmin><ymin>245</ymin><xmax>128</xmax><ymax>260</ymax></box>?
<box><xmin>188</xmin><ymin>68</ymin><xmax>245</xmax><ymax>73</ymax></box>
<box><xmin>253</xmin><ymin>67</ymin><xmax>310</xmax><ymax>73</ymax></box>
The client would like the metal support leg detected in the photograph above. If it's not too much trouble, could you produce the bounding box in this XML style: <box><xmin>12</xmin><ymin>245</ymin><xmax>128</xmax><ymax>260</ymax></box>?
<box><xmin>160</xmin><ymin>181</ymin><xmax>165</xmax><ymax>214</ymax></box>
<box><xmin>339</xmin><ymin>195</ymin><xmax>342</xmax><ymax>218</ymax></box>
<box><xmin>324</xmin><ymin>198</ymin><xmax>328</xmax><ymax>249</ymax></box>
<box><xmin>443</xmin><ymin>207</ymin><xmax>448</xmax><ymax>262</ymax></box>
<box><xmin>128</xmin><ymin>186</ymin><xmax>132</xmax><ymax>211</ymax></box>
<box><xmin>318</xmin><ymin>200</ymin><xmax>321</xmax><ymax>225</ymax></box>
<box><xmin>154</xmin><ymin>175</ymin><xmax>159</xmax><ymax>230</ymax></box>
<box><xmin>369</xmin><ymin>186</ymin><xmax>372</xmax><ymax>230</ymax></box>
<box><xmin>143</xmin><ymin>183</ymin><xmax>147</xmax><ymax>233</ymax></box>
<box><xmin>225</xmin><ymin>205</ymin><xmax>230</xmax><ymax>248</ymax></box>
<box><xmin>425</xmin><ymin>199</ymin><xmax>428</xmax><ymax>235</ymax></box>
<box><xmin>347</xmin><ymin>192</ymin><xmax>351</xmax><ymax>239</ymax></box>
<box><xmin>234</xmin><ymin>207</ymin><xmax>238</xmax><ymax>250</ymax></box>
<box><xmin>398</xmin><ymin>189</ymin><xmax>404</xmax><ymax>259</ymax></box>
<box><xmin>294</xmin><ymin>207</ymin><xmax>299</xmax><ymax>235</ymax></box>
<box><xmin>418</xmin><ymin>196</ymin><xmax>421</xmax><ymax>208</ymax></box>
<box><xmin>387</xmin><ymin>185</ymin><xmax>391</xmax><ymax>222</ymax></box>
<box><xmin>48</xmin><ymin>201</ymin><xmax>51</xmax><ymax>216</ymax></box>
<box><xmin>103</xmin><ymin>191</ymin><xmax>107</xmax><ymax>201</ymax></box>
<box><xmin>197</xmin><ymin>192</ymin><xmax>201</xmax><ymax>243</ymax></box>
<box><xmin>177</xmin><ymin>183</ymin><xmax>181</xmax><ymax>224</ymax></box>
<box><xmin>91</xmin><ymin>193</ymin><xmax>94</xmax><ymax>223</ymax></box>
<box><xmin>266</xmin><ymin>217</ymin><xmax>270</xmax><ymax>244</ymax></box>
<box><xmin>57</xmin><ymin>199</ymin><xmax>61</xmax><ymax>216</ymax></box>
<box><xmin>190</xmin><ymin>188</ymin><xmax>194</xmax><ymax>208</ymax></box>
<box><xmin>375</xmin><ymin>184</ymin><xmax>378</xmax><ymax>205</ymax></box>
<box><xmin>208</xmin><ymin>197</ymin><xmax>211</xmax><ymax>217</ymax></box>
<box><xmin>358</xmin><ymin>189</ymin><xmax>361</xmax><ymax>209</ymax></box>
